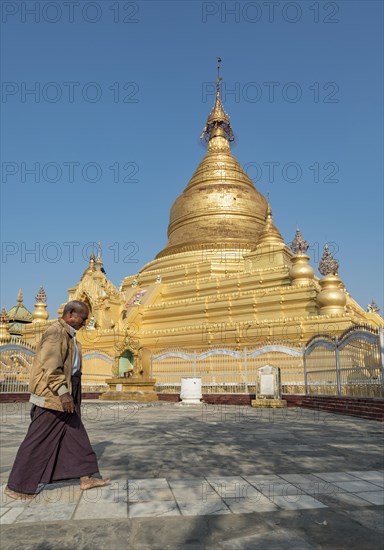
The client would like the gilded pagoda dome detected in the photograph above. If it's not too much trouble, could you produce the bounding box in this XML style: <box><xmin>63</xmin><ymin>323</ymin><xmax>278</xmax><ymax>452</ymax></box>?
<box><xmin>156</xmin><ymin>63</ymin><xmax>268</xmax><ymax>260</ymax></box>
<box><xmin>7</xmin><ymin>288</ymin><xmax>33</xmax><ymax>335</ymax></box>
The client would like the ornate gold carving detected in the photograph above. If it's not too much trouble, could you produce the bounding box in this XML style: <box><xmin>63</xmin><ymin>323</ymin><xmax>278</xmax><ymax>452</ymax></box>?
<box><xmin>200</xmin><ymin>58</ymin><xmax>234</xmax><ymax>145</ymax></box>
<box><xmin>319</xmin><ymin>244</ymin><xmax>339</xmax><ymax>276</ymax></box>
<box><xmin>35</xmin><ymin>286</ymin><xmax>47</xmax><ymax>303</ymax></box>
<box><xmin>367</xmin><ymin>300</ymin><xmax>380</xmax><ymax>313</ymax></box>
<box><xmin>290</xmin><ymin>228</ymin><xmax>309</xmax><ymax>255</ymax></box>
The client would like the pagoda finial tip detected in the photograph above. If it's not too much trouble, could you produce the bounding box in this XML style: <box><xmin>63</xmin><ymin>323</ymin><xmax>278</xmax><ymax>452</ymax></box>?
<box><xmin>217</xmin><ymin>57</ymin><xmax>222</xmax><ymax>84</ymax></box>
<box><xmin>200</xmin><ymin>58</ymin><xmax>234</xmax><ymax>146</ymax></box>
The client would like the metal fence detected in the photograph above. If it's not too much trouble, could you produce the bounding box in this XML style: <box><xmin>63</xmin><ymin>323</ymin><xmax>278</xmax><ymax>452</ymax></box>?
<box><xmin>151</xmin><ymin>344</ymin><xmax>304</xmax><ymax>395</ymax></box>
<box><xmin>0</xmin><ymin>341</ymin><xmax>35</xmax><ymax>393</ymax></box>
<box><xmin>0</xmin><ymin>341</ymin><xmax>109</xmax><ymax>394</ymax></box>
<box><xmin>304</xmin><ymin>325</ymin><xmax>383</xmax><ymax>398</ymax></box>
<box><xmin>1</xmin><ymin>324</ymin><xmax>382</xmax><ymax>398</ymax></box>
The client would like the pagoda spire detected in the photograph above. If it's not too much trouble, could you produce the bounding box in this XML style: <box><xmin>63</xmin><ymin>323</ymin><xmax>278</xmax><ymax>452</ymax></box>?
<box><xmin>200</xmin><ymin>58</ymin><xmax>234</xmax><ymax>145</ymax></box>
<box><xmin>95</xmin><ymin>241</ymin><xmax>106</xmax><ymax>274</ymax></box>
<box><xmin>32</xmin><ymin>286</ymin><xmax>49</xmax><ymax>322</ymax></box>
<box><xmin>81</xmin><ymin>246</ymin><xmax>96</xmax><ymax>279</ymax></box>
<box><xmin>256</xmin><ymin>203</ymin><xmax>284</xmax><ymax>245</ymax></box>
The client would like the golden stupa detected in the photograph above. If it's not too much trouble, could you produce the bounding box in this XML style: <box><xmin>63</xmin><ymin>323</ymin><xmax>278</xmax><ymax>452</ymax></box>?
<box><xmin>11</xmin><ymin>63</ymin><xmax>383</xmax><ymax>392</ymax></box>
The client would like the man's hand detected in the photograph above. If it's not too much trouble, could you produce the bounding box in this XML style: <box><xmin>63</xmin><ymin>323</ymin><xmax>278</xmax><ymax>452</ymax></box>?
<box><xmin>59</xmin><ymin>393</ymin><xmax>75</xmax><ymax>413</ymax></box>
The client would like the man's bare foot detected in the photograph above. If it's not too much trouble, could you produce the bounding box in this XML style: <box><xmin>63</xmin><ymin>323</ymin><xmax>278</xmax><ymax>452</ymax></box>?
<box><xmin>4</xmin><ymin>486</ymin><xmax>36</xmax><ymax>501</ymax></box>
<box><xmin>79</xmin><ymin>476</ymin><xmax>110</xmax><ymax>490</ymax></box>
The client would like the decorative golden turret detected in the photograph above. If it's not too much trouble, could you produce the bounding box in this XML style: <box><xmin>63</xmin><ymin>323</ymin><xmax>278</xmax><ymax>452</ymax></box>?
<box><xmin>244</xmin><ymin>202</ymin><xmax>292</xmax><ymax>270</ymax></box>
<box><xmin>0</xmin><ymin>308</ymin><xmax>11</xmax><ymax>343</ymax></box>
<box><xmin>94</xmin><ymin>242</ymin><xmax>106</xmax><ymax>280</ymax></box>
<box><xmin>82</xmin><ymin>248</ymin><xmax>96</xmax><ymax>279</ymax></box>
<box><xmin>289</xmin><ymin>228</ymin><xmax>314</xmax><ymax>286</ymax></box>
<box><xmin>32</xmin><ymin>286</ymin><xmax>49</xmax><ymax>322</ymax></box>
<box><xmin>317</xmin><ymin>244</ymin><xmax>346</xmax><ymax>315</ymax></box>
<box><xmin>256</xmin><ymin>203</ymin><xmax>284</xmax><ymax>245</ymax></box>
<box><xmin>7</xmin><ymin>288</ymin><xmax>32</xmax><ymax>335</ymax></box>
<box><xmin>155</xmin><ymin>58</ymin><xmax>268</xmax><ymax>261</ymax></box>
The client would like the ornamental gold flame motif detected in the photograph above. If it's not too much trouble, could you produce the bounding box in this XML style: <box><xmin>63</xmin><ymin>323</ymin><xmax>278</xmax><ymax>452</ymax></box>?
<box><xmin>290</xmin><ymin>228</ymin><xmax>309</xmax><ymax>255</ymax></box>
<box><xmin>35</xmin><ymin>287</ymin><xmax>47</xmax><ymax>304</ymax></box>
<box><xmin>319</xmin><ymin>243</ymin><xmax>339</xmax><ymax>276</ymax></box>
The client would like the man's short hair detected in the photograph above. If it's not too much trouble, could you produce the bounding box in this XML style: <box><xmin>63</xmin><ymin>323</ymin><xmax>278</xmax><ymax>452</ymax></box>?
<box><xmin>63</xmin><ymin>301</ymin><xmax>89</xmax><ymax>316</ymax></box>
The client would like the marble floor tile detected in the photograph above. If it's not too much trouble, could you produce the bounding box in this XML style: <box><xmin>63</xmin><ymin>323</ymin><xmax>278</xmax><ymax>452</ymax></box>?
<box><xmin>253</xmin><ymin>482</ymin><xmax>305</xmax><ymax>498</ymax></box>
<box><xmin>271</xmin><ymin>494</ymin><xmax>328</xmax><ymax>510</ymax></box>
<box><xmin>73</xmin><ymin>500</ymin><xmax>128</xmax><ymax>520</ymax></box>
<box><xmin>368</xmin><ymin>479</ymin><xmax>384</xmax><ymax>488</ymax></box>
<box><xmin>168</xmin><ymin>478</ymin><xmax>206</xmax><ymax>488</ymax></box>
<box><xmin>129</xmin><ymin>500</ymin><xmax>181</xmax><ymax>518</ymax></box>
<box><xmin>244</xmin><ymin>474</ymin><xmax>285</xmax><ymax>484</ymax></box>
<box><xmin>178</xmin><ymin>499</ymin><xmax>231</xmax><ymax>516</ymax></box>
<box><xmin>0</xmin><ymin>507</ymin><xmax>26</xmax><ymax>524</ymax></box>
<box><xmin>15</xmin><ymin>501</ymin><xmax>77</xmax><ymax>523</ymax></box>
<box><xmin>206</xmin><ymin>476</ymin><xmax>255</xmax><ymax>500</ymax></box>
<box><xmin>356</xmin><ymin>491</ymin><xmax>384</xmax><ymax>505</ymax></box>
<box><xmin>316</xmin><ymin>491</ymin><xmax>380</xmax><ymax>508</ymax></box>
<box><xmin>127</xmin><ymin>478</ymin><xmax>169</xmax><ymax>489</ymax></box>
<box><xmin>347</xmin><ymin>470</ymin><xmax>384</xmax><ymax>482</ymax></box>
<box><xmin>278</xmin><ymin>473</ymin><xmax>326</xmax><ymax>485</ymax></box>
<box><xmin>224</xmin><ymin>495</ymin><xmax>278</xmax><ymax>514</ymax></box>
<box><xmin>169</xmin><ymin>481</ymin><xmax>220</xmax><ymax>502</ymax></box>
<box><xmin>128</xmin><ymin>486</ymin><xmax>174</xmax><ymax>502</ymax></box>
<box><xmin>82</xmin><ymin>483</ymin><xmax>128</xmax><ymax>504</ymax></box>
<box><xmin>312</xmin><ymin>472</ymin><xmax>359</xmax><ymax>483</ymax></box>
<box><xmin>331</xmin><ymin>480</ymin><xmax>382</xmax><ymax>493</ymax></box>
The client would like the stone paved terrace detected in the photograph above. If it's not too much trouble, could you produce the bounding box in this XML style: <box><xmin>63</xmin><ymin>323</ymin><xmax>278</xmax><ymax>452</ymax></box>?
<box><xmin>0</xmin><ymin>401</ymin><xmax>383</xmax><ymax>549</ymax></box>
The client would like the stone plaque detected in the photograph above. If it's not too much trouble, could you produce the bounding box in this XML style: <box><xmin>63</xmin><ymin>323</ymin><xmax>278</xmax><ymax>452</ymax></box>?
<box><xmin>116</xmin><ymin>383</ymin><xmax>123</xmax><ymax>392</ymax></box>
<box><xmin>257</xmin><ymin>365</ymin><xmax>281</xmax><ymax>399</ymax></box>
<box><xmin>259</xmin><ymin>374</ymin><xmax>275</xmax><ymax>395</ymax></box>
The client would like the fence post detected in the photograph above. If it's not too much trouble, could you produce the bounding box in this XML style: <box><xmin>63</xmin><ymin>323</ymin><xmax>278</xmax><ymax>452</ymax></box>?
<box><xmin>335</xmin><ymin>337</ymin><xmax>341</xmax><ymax>397</ymax></box>
<box><xmin>380</xmin><ymin>326</ymin><xmax>384</xmax><ymax>396</ymax></box>
<box><xmin>302</xmin><ymin>345</ymin><xmax>308</xmax><ymax>395</ymax></box>
<box><xmin>244</xmin><ymin>347</ymin><xmax>248</xmax><ymax>393</ymax></box>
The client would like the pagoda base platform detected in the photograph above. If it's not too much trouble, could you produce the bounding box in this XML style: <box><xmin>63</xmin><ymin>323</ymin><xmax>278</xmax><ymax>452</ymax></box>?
<box><xmin>251</xmin><ymin>398</ymin><xmax>287</xmax><ymax>408</ymax></box>
<box><xmin>99</xmin><ymin>377</ymin><xmax>158</xmax><ymax>402</ymax></box>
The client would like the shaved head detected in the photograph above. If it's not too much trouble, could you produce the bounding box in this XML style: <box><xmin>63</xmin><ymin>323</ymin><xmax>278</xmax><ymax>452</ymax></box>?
<box><xmin>63</xmin><ymin>301</ymin><xmax>89</xmax><ymax>316</ymax></box>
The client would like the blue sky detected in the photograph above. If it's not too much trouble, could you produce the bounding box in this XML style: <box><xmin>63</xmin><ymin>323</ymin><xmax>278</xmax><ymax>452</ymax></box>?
<box><xmin>1</xmin><ymin>0</ymin><xmax>383</xmax><ymax>317</ymax></box>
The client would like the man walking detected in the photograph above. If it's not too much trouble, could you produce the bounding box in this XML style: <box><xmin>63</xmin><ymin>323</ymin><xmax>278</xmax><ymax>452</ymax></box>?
<box><xmin>5</xmin><ymin>300</ymin><xmax>109</xmax><ymax>500</ymax></box>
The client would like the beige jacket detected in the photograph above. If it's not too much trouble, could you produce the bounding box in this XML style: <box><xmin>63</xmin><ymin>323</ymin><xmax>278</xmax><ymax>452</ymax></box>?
<box><xmin>29</xmin><ymin>318</ymin><xmax>82</xmax><ymax>412</ymax></box>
